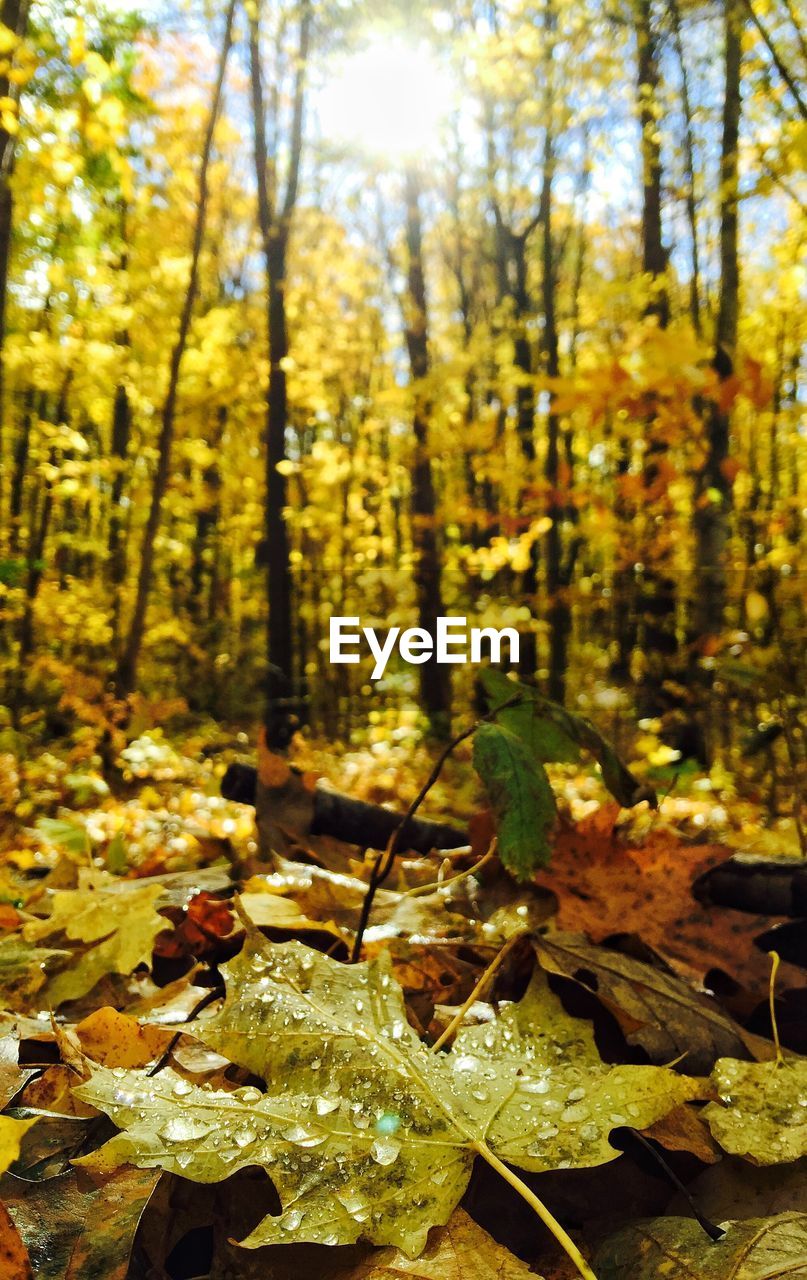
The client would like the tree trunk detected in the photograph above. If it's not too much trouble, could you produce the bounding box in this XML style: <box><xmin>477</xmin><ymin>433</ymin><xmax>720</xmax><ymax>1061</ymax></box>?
<box><xmin>108</xmin><ymin>201</ymin><xmax>133</xmax><ymax>644</ymax></box>
<box><xmin>541</xmin><ymin>135</ymin><xmax>570</xmax><ymax>705</ymax></box>
<box><xmin>0</xmin><ymin>0</ymin><xmax>29</xmax><ymax>541</ymax></box>
<box><xmin>248</xmin><ymin>0</ymin><xmax>310</xmax><ymax>750</ymax></box>
<box><xmin>694</xmin><ymin>0</ymin><xmax>741</xmax><ymax>640</ymax></box>
<box><xmin>636</xmin><ymin>0</ymin><xmax>669</xmax><ymax>322</ymax></box>
<box><xmin>116</xmin><ymin>0</ymin><xmax>236</xmax><ymax>696</ymax></box>
<box><xmin>403</xmin><ymin>166</ymin><xmax>450</xmax><ymax>737</ymax></box>
<box><xmin>669</xmin><ymin>0</ymin><xmax>702</xmax><ymax>335</ymax></box>
<box><xmin>626</xmin><ymin>0</ymin><xmax>679</xmax><ymax>714</ymax></box>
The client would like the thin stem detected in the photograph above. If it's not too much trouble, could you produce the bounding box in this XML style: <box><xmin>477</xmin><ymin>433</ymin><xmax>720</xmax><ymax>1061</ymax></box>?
<box><xmin>474</xmin><ymin>1141</ymin><xmax>598</xmax><ymax>1280</ymax></box>
<box><xmin>431</xmin><ymin>926</ymin><xmax>528</xmax><ymax>1053</ymax></box>
<box><xmin>402</xmin><ymin>841</ymin><xmax>496</xmax><ymax>898</ymax></box>
<box><xmin>627</xmin><ymin>1129</ymin><xmax>724</xmax><ymax>1242</ymax></box>
<box><xmin>768</xmin><ymin>949</ymin><xmax>783</xmax><ymax>1063</ymax></box>
<box><xmin>350</xmin><ymin>693</ymin><xmax>525</xmax><ymax>961</ymax></box>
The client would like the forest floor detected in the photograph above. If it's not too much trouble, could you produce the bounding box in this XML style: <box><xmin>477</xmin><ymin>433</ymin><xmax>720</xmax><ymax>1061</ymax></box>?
<box><xmin>0</xmin><ymin>723</ymin><xmax>805</xmax><ymax>1278</ymax></box>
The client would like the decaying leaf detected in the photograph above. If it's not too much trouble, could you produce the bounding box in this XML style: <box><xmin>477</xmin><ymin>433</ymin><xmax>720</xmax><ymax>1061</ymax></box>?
<box><xmin>534</xmin><ymin>813</ymin><xmax>792</xmax><ymax>995</ymax></box>
<box><xmin>23</xmin><ymin>873</ymin><xmax>166</xmax><ymax>1006</ymax></box>
<box><xmin>0</xmin><ymin>936</ymin><xmax>69</xmax><ymax>1012</ymax></box>
<box><xmin>704</xmin><ymin>1058</ymin><xmax>807</xmax><ymax>1164</ymax></box>
<box><xmin>594</xmin><ymin>1212</ymin><xmax>807</xmax><ymax>1278</ymax></box>
<box><xmin>668</xmin><ymin>1156</ymin><xmax>807</xmax><ymax>1222</ymax></box>
<box><xmin>534</xmin><ymin>933</ymin><xmax>748</xmax><ymax>1073</ymax></box>
<box><xmin>0</xmin><ymin>1165</ymin><xmax>160</xmax><ymax>1279</ymax></box>
<box><xmin>0</xmin><ymin>1200</ymin><xmax>31</xmax><ymax>1280</ymax></box>
<box><xmin>331</xmin><ymin>1208</ymin><xmax>542</xmax><ymax>1279</ymax></box>
<box><xmin>75</xmin><ymin>934</ymin><xmax>698</xmax><ymax>1257</ymax></box>
<box><xmin>0</xmin><ymin>1032</ymin><xmax>36</xmax><ymax>1108</ymax></box>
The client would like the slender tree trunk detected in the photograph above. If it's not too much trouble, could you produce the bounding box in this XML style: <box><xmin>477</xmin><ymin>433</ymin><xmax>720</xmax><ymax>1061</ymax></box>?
<box><xmin>0</xmin><ymin>0</ymin><xmax>29</xmax><ymax>542</ymax></box>
<box><xmin>18</xmin><ymin>373</ymin><xmax>69</xmax><ymax>665</ymax></box>
<box><xmin>615</xmin><ymin>0</ymin><xmax>678</xmax><ymax>715</ymax></box>
<box><xmin>116</xmin><ymin>0</ymin><xmax>236</xmax><ymax>696</ymax></box>
<box><xmin>108</xmin><ymin>201</ymin><xmax>133</xmax><ymax>640</ymax></box>
<box><xmin>403</xmin><ymin>166</ymin><xmax>450</xmax><ymax>737</ymax></box>
<box><xmin>248</xmin><ymin>0</ymin><xmax>310</xmax><ymax>749</ymax></box>
<box><xmin>694</xmin><ymin>0</ymin><xmax>741</xmax><ymax>640</ymax></box>
<box><xmin>669</xmin><ymin>0</ymin><xmax>702</xmax><ymax>335</ymax></box>
<box><xmin>190</xmin><ymin>404</ymin><xmax>225</xmax><ymax>619</ymax></box>
<box><xmin>540</xmin><ymin>122</ymin><xmax>569</xmax><ymax>704</ymax></box>
<box><xmin>510</xmin><ymin>229</ymin><xmax>540</xmax><ymax>678</ymax></box>
<box><xmin>636</xmin><ymin>0</ymin><xmax>669</xmax><ymax>322</ymax></box>
<box><xmin>9</xmin><ymin>386</ymin><xmax>34</xmax><ymax>553</ymax></box>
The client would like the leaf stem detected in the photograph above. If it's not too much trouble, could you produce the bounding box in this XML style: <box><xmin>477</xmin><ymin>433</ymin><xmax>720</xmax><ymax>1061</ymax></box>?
<box><xmin>768</xmin><ymin>949</ymin><xmax>783</xmax><ymax>1064</ymax></box>
<box><xmin>401</xmin><ymin>841</ymin><xmax>496</xmax><ymax>898</ymax></box>
<box><xmin>473</xmin><ymin>1141</ymin><xmax>599</xmax><ymax>1280</ymax></box>
<box><xmin>430</xmin><ymin>926</ymin><xmax>528</xmax><ymax>1053</ymax></box>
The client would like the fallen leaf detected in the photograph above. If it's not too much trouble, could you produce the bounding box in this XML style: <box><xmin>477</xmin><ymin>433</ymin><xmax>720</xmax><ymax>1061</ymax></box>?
<box><xmin>536</xmin><ymin>813</ymin><xmax>794</xmax><ymax>995</ymax></box>
<box><xmin>594</xmin><ymin>1212</ymin><xmax>807</xmax><ymax>1278</ymax></box>
<box><xmin>23</xmin><ymin>874</ymin><xmax>167</xmax><ymax>1006</ymax></box>
<box><xmin>640</xmin><ymin>1104</ymin><xmax>721</xmax><ymax>1164</ymax></box>
<box><xmin>0</xmin><ymin>1201</ymin><xmax>31</xmax><ymax>1280</ymax></box>
<box><xmin>704</xmin><ymin>1058</ymin><xmax>807</xmax><ymax>1164</ymax></box>
<box><xmin>1</xmin><ymin>1165</ymin><xmax>160</xmax><ymax>1279</ymax></box>
<box><xmin>668</xmin><ymin>1156</ymin><xmax>807</xmax><ymax>1222</ymax></box>
<box><xmin>0</xmin><ymin>1116</ymin><xmax>38</xmax><ymax>1175</ymax></box>
<box><xmin>75</xmin><ymin>935</ymin><xmax>698</xmax><ymax>1257</ymax></box>
<box><xmin>0</xmin><ymin>1033</ymin><xmax>36</xmax><ymax>1107</ymax></box>
<box><xmin>76</xmin><ymin>1007</ymin><xmax>173</xmax><ymax>1068</ymax></box>
<box><xmin>18</xmin><ymin>1066</ymin><xmax>97</xmax><ymax>1118</ymax></box>
<box><xmin>239</xmin><ymin>890</ymin><xmax>349</xmax><ymax>952</ymax></box>
<box><xmin>331</xmin><ymin>1208</ymin><xmax>542</xmax><ymax>1279</ymax></box>
<box><xmin>534</xmin><ymin>933</ymin><xmax>748</xmax><ymax>1073</ymax></box>
<box><xmin>0</xmin><ymin>937</ymin><xmax>69</xmax><ymax>1011</ymax></box>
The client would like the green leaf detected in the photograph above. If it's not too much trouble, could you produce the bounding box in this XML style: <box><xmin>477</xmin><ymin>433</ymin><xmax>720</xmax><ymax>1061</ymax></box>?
<box><xmin>479</xmin><ymin>669</ymin><xmax>580</xmax><ymax>764</ymax></box>
<box><xmin>75</xmin><ymin>935</ymin><xmax>699</xmax><ymax>1257</ymax></box>
<box><xmin>595</xmin><ymin>1213</ymin><xmax>807</xmax><ymax>1278</ymax></box>
<box><xmin>472</xmin><ymin>722</ymin><xmax>556</xmax><ymax>878</ymax></box>
<box><xmin>479</xmin><ymin>671</ymin><xmax>656</xmax><ymax>809</ymax></box>
<box><xmin>704</xmin><ymin>1058</ymin><xmax>807</xmax><ymax>1164</ymax></box>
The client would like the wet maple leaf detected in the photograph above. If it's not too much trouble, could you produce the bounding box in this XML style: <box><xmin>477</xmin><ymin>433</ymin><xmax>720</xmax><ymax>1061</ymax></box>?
<box><xmin>74</xmin><ymin>933</ymin><xmax>698</xmax><ymax>1259</ymax></box>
